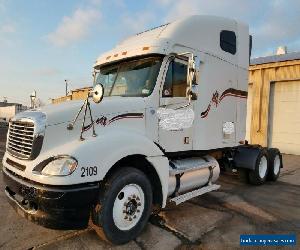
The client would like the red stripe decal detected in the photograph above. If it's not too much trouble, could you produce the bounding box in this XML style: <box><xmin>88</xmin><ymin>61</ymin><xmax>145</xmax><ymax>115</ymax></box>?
<box><xmin>83</xmin><ymin>113</ymin><xmax>143</xmax><ymax>131</ymax></box>
<box><xmin>201</xmin><ymin>88</ymin><xmax>247</xmax><ymax>118</ymax></box>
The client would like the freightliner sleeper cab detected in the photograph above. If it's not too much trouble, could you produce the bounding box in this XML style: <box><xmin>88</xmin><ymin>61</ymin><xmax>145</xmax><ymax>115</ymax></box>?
<box><xmin>2</xmin><ymin>15</ymin><xmax>282</xmax><ymax>244</ymax></box>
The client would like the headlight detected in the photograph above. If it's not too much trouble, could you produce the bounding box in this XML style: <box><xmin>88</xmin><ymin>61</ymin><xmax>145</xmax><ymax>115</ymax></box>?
<box><xmin>41</xmin><ymin>156</ymin><xmax>77</xmax><ymax>176</ymax></box>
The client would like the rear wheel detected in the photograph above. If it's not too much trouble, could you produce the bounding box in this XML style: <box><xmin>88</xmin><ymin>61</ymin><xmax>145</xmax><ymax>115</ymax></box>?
<box><xmin>248</xmin><ymin>149</ymin><xmax>269</xmax><ymax>185</ymax></box>
<box><xmin>267</xmin><ymin>148</ymin><xmax>282</xmax><ymax>181</ymax></box>
<box><xmin>91</xmin><ymin>167</ymin><xmax>152</xmax><ymax>244</ymax></box>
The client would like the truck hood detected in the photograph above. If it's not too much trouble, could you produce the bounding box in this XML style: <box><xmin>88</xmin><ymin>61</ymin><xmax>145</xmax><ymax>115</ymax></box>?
<box><xmin>20</xmin><ymin>97</ymin><xmax>146</xmax><ymax>126</ymax></box>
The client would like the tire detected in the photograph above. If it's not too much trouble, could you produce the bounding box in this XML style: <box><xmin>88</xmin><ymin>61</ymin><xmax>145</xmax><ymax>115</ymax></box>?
<box><xmin>248</xmin><ymin>149</ymin><xmax>269</xmax><ymax>185</ymax></box>
<box><xmin>267</xmin><ymin>148</ymin><xmax>282</xmax><ymax>181</ymax></box>
<box><xmin>91</xmin><ymin>167</ymin><xmax>153</xmax><ymax>244</ymax></box>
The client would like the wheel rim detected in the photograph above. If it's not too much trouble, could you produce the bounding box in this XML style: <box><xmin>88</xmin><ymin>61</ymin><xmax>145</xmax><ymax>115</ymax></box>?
<box><xmin>273</xmin><ymin>155</ymin><xmax>280</xmax><ymax>175</ymax></box>
<box><xmin>113</xmin><ymin>184</ymin><xmax>145</xmax><ymax>231</ymax></box>
<box><xmin>258</xmin><ymin>155</ymin><xmax>268</xmax><ymax>179</ymax></box>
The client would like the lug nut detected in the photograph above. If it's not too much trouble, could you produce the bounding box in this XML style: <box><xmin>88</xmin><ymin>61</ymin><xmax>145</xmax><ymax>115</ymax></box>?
<box><xmin>137</xmin><ymin>209</ymin><xmax>140</xmax><ymax>213</ymax></box>
<box><xmin>129</xmin><ymin>217</ymin><xmax>132</xmax><ymax>221</ymax></box>
<box><xmin>137</xmin><ymin>202</ymin><xmax>141</xmax><ymax>206</ymax></box>
<box><xmin>133</xmin><ymin>215</ymin><xmax>136</xmax><ymax>219</ymax></box>
<box><xmin>136</xmin><ymin>197</ymin><xmax>140</xmax><ymax>201</ymax></box>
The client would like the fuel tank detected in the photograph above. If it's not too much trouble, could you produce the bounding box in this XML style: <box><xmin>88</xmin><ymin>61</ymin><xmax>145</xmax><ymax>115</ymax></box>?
<box><xmin>168</xmin><ymin>155</ymin><xmax>220</xmax><ymax>196</ymax></box>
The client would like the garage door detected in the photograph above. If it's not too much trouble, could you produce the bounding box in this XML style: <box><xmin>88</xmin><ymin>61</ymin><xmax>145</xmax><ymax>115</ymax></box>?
<box><xmin>268</xmin><ymin>81</ymin><xmax>300</xmax><ymax>155</ymax></box>
<box><xmin>245</xmin><ymin>83</ymin><xmax>253</xmax><ymax>142</ymax></box>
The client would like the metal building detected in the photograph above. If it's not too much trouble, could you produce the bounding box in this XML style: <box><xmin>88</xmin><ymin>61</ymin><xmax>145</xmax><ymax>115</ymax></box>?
<box><xmin>247</xmin><ymin>51</ymin><xmax>300</xmax><ymax>155</ymax></box>
<box><xmin>0</xmin><ymin>102</ymin><xmax>27</xmax><ymax>122</ymax></box>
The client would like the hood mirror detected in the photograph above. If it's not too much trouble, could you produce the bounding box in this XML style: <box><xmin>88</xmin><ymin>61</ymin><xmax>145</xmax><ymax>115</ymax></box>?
<box><xmin>67</xmin><ymin>84</ymin><xmax>105</xmax><ymax>140</ymax></box>
<box><xmin>90</xmin><ymin>84</ymin><xmax>104</xmax><ymax>104</ymax></box>
<box><xmin>67</xmin><ymin>70</ymin><xmax>104</xmax><ymax>140</ymax></box>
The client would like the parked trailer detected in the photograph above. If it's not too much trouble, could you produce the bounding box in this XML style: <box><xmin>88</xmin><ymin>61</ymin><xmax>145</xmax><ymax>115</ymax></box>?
<box><xmin>2</xmin><ymin>15</ymin><xmax>282</xmax><ymax>244</ymax></box>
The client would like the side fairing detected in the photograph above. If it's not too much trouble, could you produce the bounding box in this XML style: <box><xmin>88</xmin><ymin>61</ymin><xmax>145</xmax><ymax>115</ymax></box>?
<box><xmin>192</xmin><ymin>21</ymin><xmax>249</xmax><ymax>150</ymax></box>
<box><xmin>193</xmin><ymin>52</ymin><xmax>241</xmax><ymax>150</ymax></box>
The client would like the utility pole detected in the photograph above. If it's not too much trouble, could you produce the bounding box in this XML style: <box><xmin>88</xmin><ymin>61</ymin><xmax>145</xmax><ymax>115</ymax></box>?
<box><xmin>65</xmin><ymin>79</ymin><xmax>69</xmax><ymax>96</ymax></box>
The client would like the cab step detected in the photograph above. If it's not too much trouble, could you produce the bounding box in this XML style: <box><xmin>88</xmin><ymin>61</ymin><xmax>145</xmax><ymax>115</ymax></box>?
<box><xmin>170</xmin><ymin>184</ymin><xmax>220</xmax><ymax>205</ymax></box>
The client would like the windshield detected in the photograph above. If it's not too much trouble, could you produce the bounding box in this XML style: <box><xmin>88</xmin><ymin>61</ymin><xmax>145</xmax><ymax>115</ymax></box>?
<box><xmin>95</xmin><ymin>56</ymin><xmax>163</xmax><ymax>97</ymax></box>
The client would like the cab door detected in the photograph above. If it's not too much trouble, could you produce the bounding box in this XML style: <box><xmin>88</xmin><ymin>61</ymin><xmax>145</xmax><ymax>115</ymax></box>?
<box><xmin>158</xmin><ymin>58</ymin><xmax>194</xmax><ymax>152</ymax></box>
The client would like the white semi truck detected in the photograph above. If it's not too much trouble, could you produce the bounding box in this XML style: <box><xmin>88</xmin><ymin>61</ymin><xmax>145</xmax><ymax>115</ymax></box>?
<box><xmin>2</xmin><ymin>15</ymin><xmax>282</xmax><ymax>244</ymax></box>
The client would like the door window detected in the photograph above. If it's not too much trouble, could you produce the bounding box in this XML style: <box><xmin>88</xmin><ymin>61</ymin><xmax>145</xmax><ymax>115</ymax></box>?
<box><xmin>162</xmin><ymin>60</ymin><xmax>188</xmax><ymax>97</ymax></box>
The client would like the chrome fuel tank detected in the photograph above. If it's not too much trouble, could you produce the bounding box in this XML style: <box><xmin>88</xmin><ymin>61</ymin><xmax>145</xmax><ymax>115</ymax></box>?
<box><xmin>168</xmin><ymin>155</ymin><xmax>220</xmax><ymax>196</ymax></box>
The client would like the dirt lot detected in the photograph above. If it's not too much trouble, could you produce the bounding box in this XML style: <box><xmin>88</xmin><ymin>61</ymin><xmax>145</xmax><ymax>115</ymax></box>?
<box><xmin>0</xmin><ymin>127</ymin><xmax>299</xmax><ymax>249</ymax></box>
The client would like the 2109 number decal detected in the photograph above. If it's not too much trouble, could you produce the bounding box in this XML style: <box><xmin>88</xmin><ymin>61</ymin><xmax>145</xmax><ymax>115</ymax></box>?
<box><xmin>81</xmin><ymin>166</ymin><xmax>97</xmax><ymax>177</ymax></box>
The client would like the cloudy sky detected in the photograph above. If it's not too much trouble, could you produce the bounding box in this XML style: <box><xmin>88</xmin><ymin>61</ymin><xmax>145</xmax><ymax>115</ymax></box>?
<box><xmin>0</xmin><ymin>0</ymin><xmax>300</xmax><ymax>105</ymax></box>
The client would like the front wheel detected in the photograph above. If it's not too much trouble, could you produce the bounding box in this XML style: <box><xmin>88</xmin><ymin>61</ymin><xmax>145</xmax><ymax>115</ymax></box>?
<box><xmin>91</xmin><ymin>167</ymin><xmax>153</xmax><ymax>244</ymax></box>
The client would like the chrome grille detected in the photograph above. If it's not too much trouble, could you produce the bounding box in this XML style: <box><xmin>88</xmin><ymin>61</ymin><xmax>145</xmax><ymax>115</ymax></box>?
<box><xmin>7</xmin><ymin>120</ymin><xmax>34</xmax><ymax>159</ymax></box>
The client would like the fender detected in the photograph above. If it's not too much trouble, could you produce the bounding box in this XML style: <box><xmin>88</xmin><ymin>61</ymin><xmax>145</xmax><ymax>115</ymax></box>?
<box><xmin>72</xmin><ymin>129</ymin><xmax>164</xmax><ymax>176</ymax></box>
<box><xmin>233</xmin><ymin>145</ymin><xmax>262</xmax><ymax>170</ymax></box>
<box><xmin>71</xmin><ymin>129</ymin><xmax>170</xmax><ymax>207</ymax></box>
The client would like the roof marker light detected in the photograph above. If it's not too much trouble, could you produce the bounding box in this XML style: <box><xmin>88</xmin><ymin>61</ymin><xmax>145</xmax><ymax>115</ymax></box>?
<box><xmin>142</xmin><ymin>47</ymin><xmax>150</xmax><ymax>51</ymax></box>
<box><xmin>114</xmin><ymin>54</ymin><xmax>118</xmax><ymax>57</ymax></box>
<box><xmin>106</xmin><ymin>56</ymin><xmax>111</xmax><ymax>60</ymax></box>
<box><xmin>122</xmin><ymin>51</ymin><xmax>127</xmax><ymax>55</ymax></box>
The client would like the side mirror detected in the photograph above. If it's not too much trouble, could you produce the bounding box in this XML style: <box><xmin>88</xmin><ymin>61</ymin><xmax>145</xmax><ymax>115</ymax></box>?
<box><xmin>186</xmin><ymin>55</ymin><xmax>198</xmax><ymax>101</ymax></box>
<box><xmin>190</xmin><ymin>90</ymin><xmax>197</xmax><ymax>100</ymax></box>
<box><xmin>90</xmin><ymin>84</ymin><xmax>104</xmax><ymax>104</ymax></box>
<box><xmin>194</xmin><ymin>57</ymin><xmax>201</xmax><ymax>85</ymax></box>
<box><xmin>188</xmin><ymin>57</ymin><xmax>195</xmax><ymax>87</ymax></box>
<box><xmin>187</xmin><ymin>87</ymin><xmax>198</xmax><ymax>101</ymax></box>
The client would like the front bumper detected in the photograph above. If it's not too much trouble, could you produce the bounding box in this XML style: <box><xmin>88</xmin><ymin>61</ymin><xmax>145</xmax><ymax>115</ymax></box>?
<box><xmin>2</xmin><ymin>167</ymin><xmax>99</xmax><ymax>230</ymax></box>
